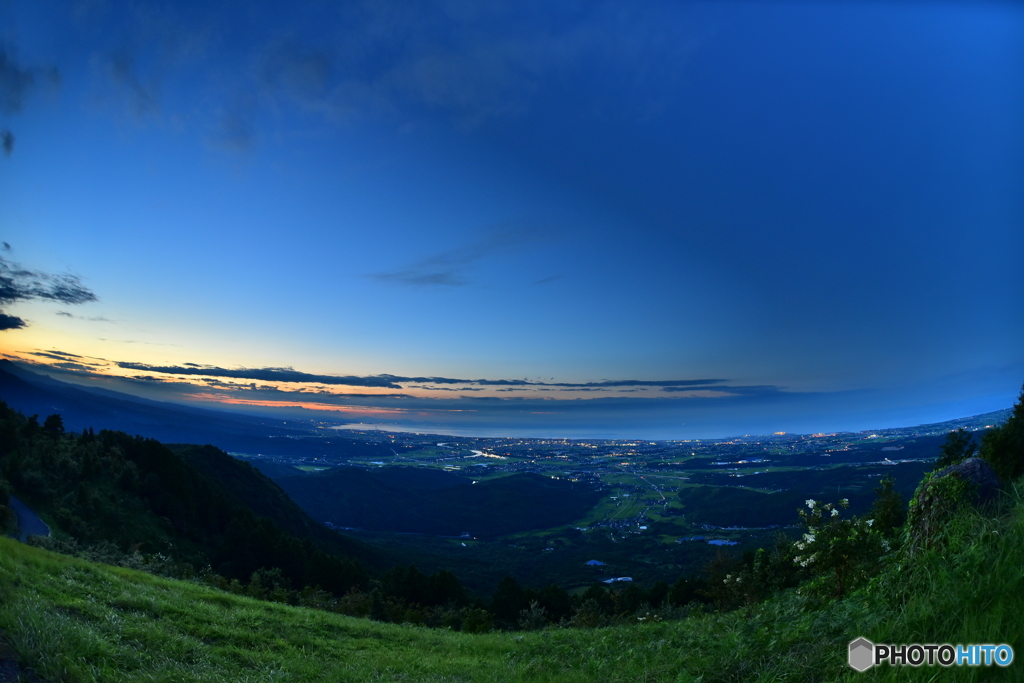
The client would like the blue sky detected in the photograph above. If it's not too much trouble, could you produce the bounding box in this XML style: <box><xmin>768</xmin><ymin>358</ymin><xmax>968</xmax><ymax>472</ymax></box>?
<box><xmin>1</xmin><ymin>0</ymin><xmax>1022</xmax><ymax>438</ymax></box>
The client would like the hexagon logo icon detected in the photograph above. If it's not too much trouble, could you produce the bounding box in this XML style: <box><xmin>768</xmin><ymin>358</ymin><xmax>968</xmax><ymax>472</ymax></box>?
<box><xmin>849</xmin><ymin>637</ymin><xmax>874</xmax><ymax>672</ymax></box>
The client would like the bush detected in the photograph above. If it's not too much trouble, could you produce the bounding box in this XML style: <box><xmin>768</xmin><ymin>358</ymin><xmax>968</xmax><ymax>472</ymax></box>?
<box><xmin>791</xmin><ymin>497</ymin><xmax>886</xmax><ymax>598</ymax></box>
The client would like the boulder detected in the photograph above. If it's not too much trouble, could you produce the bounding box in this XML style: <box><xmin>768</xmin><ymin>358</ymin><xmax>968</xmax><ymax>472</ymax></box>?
<box><xmin>932</xmin><ymin>457</ymin><xmax>1001</xmax><ymax>507</ymax></box>
<box><xmin>908</xmin><ymin>457</ymin><xmax>1001</xmax><ymax>551</ymax></box>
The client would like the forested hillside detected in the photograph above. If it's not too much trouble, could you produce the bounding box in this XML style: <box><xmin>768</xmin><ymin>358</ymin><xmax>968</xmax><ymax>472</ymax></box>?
<box><xmin>0</xmin><ymin>400</ymin><xmax>369</xmax><ymax>595</ymax></box>
<box><xmin>275</xmin><ymin>466</ymin><xmax>604</xmax><ymax>537</ymax></box>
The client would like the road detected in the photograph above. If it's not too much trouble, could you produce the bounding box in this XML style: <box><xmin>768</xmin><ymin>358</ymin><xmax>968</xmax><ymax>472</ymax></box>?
<box><xmin>8</xmin><ymin>495</ymin><xmax>50</xmax><ymax>542</ymax></box>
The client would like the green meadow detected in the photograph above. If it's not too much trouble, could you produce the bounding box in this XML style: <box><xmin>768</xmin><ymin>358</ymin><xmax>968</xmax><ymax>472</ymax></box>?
<box><xmin>3</xmin><ymin>481</ymin><xmax>1023</xmax><ymax>682</ymax></box>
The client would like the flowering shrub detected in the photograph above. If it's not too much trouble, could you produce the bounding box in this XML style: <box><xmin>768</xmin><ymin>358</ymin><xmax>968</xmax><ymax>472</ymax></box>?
<box><xmin>792</xmin><ymin>498</ymin><xmax>887</xmax><ymax>598</ymax></box>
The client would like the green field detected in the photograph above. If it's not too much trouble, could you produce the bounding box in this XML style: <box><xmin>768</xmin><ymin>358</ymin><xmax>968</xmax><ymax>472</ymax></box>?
<box><xmin>4</xmin><ymin>481</ymin><xmax>1024</xmax><ymax>682</ymax></box>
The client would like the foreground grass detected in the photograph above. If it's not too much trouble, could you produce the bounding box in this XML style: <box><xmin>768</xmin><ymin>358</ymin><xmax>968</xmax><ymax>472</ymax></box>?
<box><xmin>2</xmin><ymin>489</ymin><xmax>1023</xmax><ymax>682</ymax></box>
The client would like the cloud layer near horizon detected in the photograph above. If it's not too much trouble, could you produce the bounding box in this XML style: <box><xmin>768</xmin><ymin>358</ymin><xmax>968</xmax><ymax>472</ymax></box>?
<box><xmin>112</xmin><ymin>360</ymin><xmax>740</xmax><ymax>391</ymax></box>
<box><xmin>3</xmin><ymin>354</ymin><xmax>1012</xmax><ymax>440</ymax></box>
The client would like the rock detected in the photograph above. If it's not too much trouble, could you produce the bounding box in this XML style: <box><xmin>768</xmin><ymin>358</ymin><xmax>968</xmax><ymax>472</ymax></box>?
<box><xmin>933</xmin><ymin>457</ymin><xmax>1001</xmax><ymax>507</ymax></box>
<box><xmin>908</xmin><ymin>457</ymin><xmax>1002</xmax><ymax>552</ymax></box>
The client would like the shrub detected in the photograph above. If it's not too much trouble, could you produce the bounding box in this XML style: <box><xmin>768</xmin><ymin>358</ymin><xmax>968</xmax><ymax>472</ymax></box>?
<box><xmin>791</xmin><ymin>497</ymin><xmax>886</xmax><ymax>598</ymax></box>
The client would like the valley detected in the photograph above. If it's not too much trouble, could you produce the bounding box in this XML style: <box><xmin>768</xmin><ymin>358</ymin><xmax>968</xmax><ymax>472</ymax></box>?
<box><xmin>231</xmin><ymin>411</ymin><xmax>1004</xmax><ymax>593</ymax></box>
<box><xmin>0</xmin><ymin>359</ymin><xmax>1006</xmax><ymax>594</ymax></box>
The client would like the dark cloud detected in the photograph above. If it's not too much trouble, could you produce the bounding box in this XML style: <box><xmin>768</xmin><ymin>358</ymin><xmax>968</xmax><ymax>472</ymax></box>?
<box><xmin>49</xmin><ymin>361</ymin><xmax>96</xmax><ymax>372</ymax></box>
<box><xmin>200</xmin><ymin>377</ymin><xmax>234</xmax><ymax>386</ymax></box>
<box><xmin>28</xmin><ymin>351</ymin><xmax>87</xmax><ymax>362</ymax></box>
<box><xmin>0</xmin><ymin>44</ymin><xmax>59</xmax><ymax>114</ymax></box>
<box><xmin>107</xmin><ymin>48</ymin><xmax>159</xmax><ymax>120</ymax></box>
<box><xmin>407</xmin><ymin>385</ymin><xmax>484</xmax><ymax>391</ymax></box>
<box><xmin>389</xmin><ymin>377</ymin><xmax>727</xmax><ymax>389</ymax></box>
<box><xmin>0</xmin><ymin>312</ymin><xmax>25</xmax><ymax>330</ymax></box>
<box><xmin>108</xmin><ymin>358</ymin><xmax>745</xmax><ymax>395</ymax></box>
<box><xmin>62</xmin><ymin>2</ymin><xmax>699</xmax><ymax>159</ymax></box>
<box><xmin>0</xmin><ymin>44</ymin><xmax>59</xmax><ymax>158</ymax></box>
<box><xmin>0</xmin><ymin>254</ymin><xmax>98</xmax><ymax>331</ymax></box>
<box><xmin>38</xmin><ymin>349</ymin><xmax>85</xmax><ymax>358</ymax></box>
<box><xmin>0</xmin><ymin>256</ymin><xmax>98</xmax><ymax>306</ymax></box>
<box><xmin>114</xmin><ymin>362</ymin><xmax>406</xmax><ymax>388</ymax></box>
<box><xmin>112</xmin><ymin>359</ymin><xmax>734</xmax><ymax>393</ymax></box>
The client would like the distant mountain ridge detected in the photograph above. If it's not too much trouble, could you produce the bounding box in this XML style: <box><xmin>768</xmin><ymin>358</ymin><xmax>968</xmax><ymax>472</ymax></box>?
<box><xmin>0</xmin><ymin>360</ymin><xmax>405</xmax><ymax>461</ymax></box>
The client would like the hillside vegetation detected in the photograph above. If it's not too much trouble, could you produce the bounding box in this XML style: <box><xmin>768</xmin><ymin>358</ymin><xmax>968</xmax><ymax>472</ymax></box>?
<box><xmin>1</xmin><ymin>475</ymin><xmax>1023</xmax><ymax>682</ymax></box>
<box><xmin>275</xmin><ymin>467</ymin><xmax>603</xmax><ymax>537</ymax></box>
<box><xmin>1</xmin><ymin>386</ymin><xmax>1022</xmax><ymax>680</ymax></box>
<box><xmin>0</xmin><ymin>402</ymin><xmax>373</xmax><ymax>593</ymax></box>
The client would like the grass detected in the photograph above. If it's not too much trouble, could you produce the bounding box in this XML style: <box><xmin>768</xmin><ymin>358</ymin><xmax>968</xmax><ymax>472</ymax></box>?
<box><xmin>3</xmin><ymin>487</ymin><xmax>1023</xmax><ymax>681</ymax></box>
<box><xmin>0</xmin><ymin>536</ymin><xmax>857</xmax><ymax>682</ymax></box>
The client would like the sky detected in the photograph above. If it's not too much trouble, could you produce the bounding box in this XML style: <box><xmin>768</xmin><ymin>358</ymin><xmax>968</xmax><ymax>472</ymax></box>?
<box><xmin>1</xmin><ymin>0</ymin><xmax>1022</xmax><ymax>439</ymax></box>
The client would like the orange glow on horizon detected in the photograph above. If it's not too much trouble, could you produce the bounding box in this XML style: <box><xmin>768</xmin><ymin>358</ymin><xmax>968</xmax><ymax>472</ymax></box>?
<box><xmin>187</xmin><ymin>393</ymin><xmax>412</xmax><ymax>416</ymax></box>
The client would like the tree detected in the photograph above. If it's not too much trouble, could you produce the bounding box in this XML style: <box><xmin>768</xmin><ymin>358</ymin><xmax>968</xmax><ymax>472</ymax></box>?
<box><xmin>668</xmin><ymin>575</ymin><xmax>705</xmax><ymax>607</ymax></box>
<box><xmin>43</xmin><ymin>413</ymin><xmax>64</xmax><ymax>435</ymax></box>
<box><xmin>868</xmin><ymin>476</ymin><xmax>905</xmax><ymax>537</ymax></box>
<box><xmin>428</xmin><ymin>569</ymin><xmax>468</xmax><ymax>607</ymax></box>
<box><xmin>935</xmin><ymin>427</ymin><xmax>976</xmax><ymax>469</ymax></box>
<box><xmin>980</xmin><ymin>383</ymin><xmax>1024</xmax><ymax>483</ymax></box>
<box><xmin>490</xmin><ymin>576</ymin><xmax>528</xmax><ymax>627</ymax></box>
<box><xmin>537</xmin><ymin>583</ymin><xmax>572</xmax><ymax>623</ymax></box>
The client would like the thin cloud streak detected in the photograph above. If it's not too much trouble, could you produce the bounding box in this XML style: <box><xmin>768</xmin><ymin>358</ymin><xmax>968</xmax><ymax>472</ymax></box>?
<box><xmin>368</xmin><ymin>228</ymin><xmax>546</xmax><ymax>287</ymax></box>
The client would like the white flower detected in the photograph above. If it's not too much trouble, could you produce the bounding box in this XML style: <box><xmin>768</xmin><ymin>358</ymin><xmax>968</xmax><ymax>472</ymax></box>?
<box><xmin>803</xmin><ymin>533</ymin><xmax>816</xmax><ymax>543</ymax></box>
<box><xmin>840</xmin><ymin>498</ymin><xmax>849</xmax><ymax>506</ymax></box>
<box><xmin>795</xmin><ymin>542</ymin><xmax>805</xmax><ymax>550</ymax></box>
<box><xmin>806</xmin><ymin>499</ymin><xmax>816</xmax><ymax>509</ymax></box>
<box><xmin>735</xmin><ymin>576</ymin><xmax>742</xmax><ymax>584</ymax></box>
<box><xmin>831</xmin><ymin>508</ymin><xmax>840</xmax><ymax>517</ymax></box>
<box><xmin>866</xmin><ymin>519</ymin><xmax>874</xmax><ymax>527</ymax></box>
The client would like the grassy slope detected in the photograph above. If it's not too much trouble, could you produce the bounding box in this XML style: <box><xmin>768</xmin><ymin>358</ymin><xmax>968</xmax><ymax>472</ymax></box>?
<box><xmin>3</xmin><ymin>484</ymin><xmax>1023</xmax><ymax>682</ymax></box>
